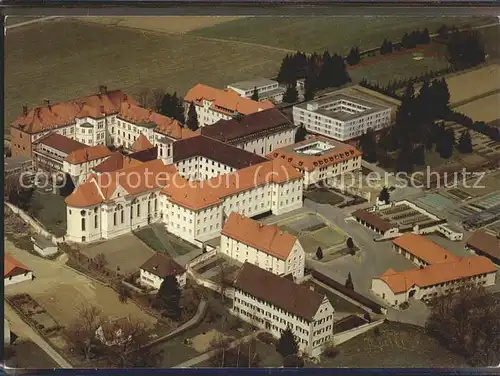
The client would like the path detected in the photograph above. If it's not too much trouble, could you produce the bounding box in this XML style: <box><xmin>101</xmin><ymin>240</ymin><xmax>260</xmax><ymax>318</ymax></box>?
<box><xmin>451</xmin><ymin>88</ymin><xmax>500</xmax><ymax>109</ymax></box>
<box><xmin>5</xmin><ymin>16</ymin><xmax>61</xmax><ymax>31</ymax></box>
<box><xmin>174</xmin><ymin>330</ymin><xmax>264</xmax><ymax>368</ymax></box>
<box><xmin>4</xmin><ymin>303</ymin><xmax>72</xmax><ymax>368</ymax></box>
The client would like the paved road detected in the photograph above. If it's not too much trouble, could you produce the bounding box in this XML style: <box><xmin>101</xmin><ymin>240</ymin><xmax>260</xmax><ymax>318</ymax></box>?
<box><xmin>5</xmin><ymin>16</ymin><xmax>61</xmax><ymax>31</ymax></box>
<box><xmin>4</xmin><ymin>303</ymin><xmax>72</xmax><ymax>368</ymax></box>
<box><xmin>174</xmin><ymin>329</ymin><xmax>264</xmax><ymax>368</ymax></box>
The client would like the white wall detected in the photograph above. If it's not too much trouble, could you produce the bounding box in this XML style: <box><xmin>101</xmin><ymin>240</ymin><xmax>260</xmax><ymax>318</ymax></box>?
<box><xmin>140</xmin><ymin>268</ymin><xmax>187</xmax><ymax>290</ymax></box>
<box><xmin>235</xmin><ymin>128</ymin><xmax>296</xmax><ymax>156</ymax></box>
<box><xmin>4</xmin><ymin>271</ymin><xmax>33</xmax><ymax>287</ymax></box>
<box><xmin>302</xmin><ymin>155</ymin><xmax>361</xmax><ymax>187</ymax></box>
<box><xmin>332</xmin><ymin>318</ymin><xmax>385</xmax><ymax>346</ymax></box>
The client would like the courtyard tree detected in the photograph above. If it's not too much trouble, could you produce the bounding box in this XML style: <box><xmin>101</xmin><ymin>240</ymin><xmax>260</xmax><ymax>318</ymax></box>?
<box><xmin>379</xmin><ymin>187</ymin><xmax>390</xmax><ymax>205</ymax></box>
<box><xmin>295</xmin><ymin>125</ymin><xmax>307</xmax><ymax>143</ymax></box>
<box><xmin>457</xmin><ymin>131</ymin><xmax>473</xmax><ymax>154</ymax></box>
<box><xmin>159</xmin><ymin>92</ymin><xmax>185</xmax><ymax>123</ymax></box>
<box><xmin>93</xmin><ymin>253</ymin><xmax>108</xmax><ymax>272</ymax></box>
<box><xmin>283</xmin><ymin>85</ymin><xmax>299</xmax><ymax>104</ymax></box>
<box><xmin>345</xmin><ymin>272</ymin><xmax>354</xmax><ymax>290</ymax></box>
<box><xmin>276</xmin><ymin>326</ymin><xmax>299</xmax><ymax>359</ymax></box>
<box><xmin>251</xmin><ymin>87</ymin><xmax>259</xmax><ymax>101</ymax></box>
<box><xmin>156</xmin><ymin>275</ymin><xmax>182</xmax><ymax>320</ymax></box>
<box><xmin>5</xmin><ymin>173</ymin><xmax>37</xmax><ymax>213</ymax></box>
<box><xmin>346</xmin><ymin>237</ymin><xmax>355</xmax><ymax>252</ymax></box>
<box><xmin>186</xmin><ymin>103</ymin><xmax>199</xmax><ymax>131</ymax></box>
<box><xmin>316</xmin><ymin>246</ymin><xmax>324</xmax><ymax>260</ymax></box>
<box><xmin>65</xmin><ymin>304</ymin><xmax>103</xmax><ymax>361</ymax></box>
<box><xmin>358</xmin><ymin>129</ymin><xmax>377</xmax><ymax>163</ymax></box>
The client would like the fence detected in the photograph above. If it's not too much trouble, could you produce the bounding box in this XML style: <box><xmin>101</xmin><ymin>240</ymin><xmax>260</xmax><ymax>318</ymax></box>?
<box><xmin>332</xmin><ymin>318</ymin><xmax>385</xmax><ymax>346</ymax></box>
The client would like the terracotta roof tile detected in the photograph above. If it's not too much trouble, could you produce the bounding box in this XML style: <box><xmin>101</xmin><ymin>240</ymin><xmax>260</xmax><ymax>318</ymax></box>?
<box><xmin>140</xmin><ymin>253</ymin><xmax>185</xmax><ymax>279</ymax></box>
<box><xmin>184</xmin><ymin>84</ymin><xmax>274</xmax><ymax>116</ymax></box>
<box><xmin>234</xmin><ymin>262</ymin><xmax>325</xmax><ymax>321</ymax></box>
<box><xmin>65</xmin><ymin>178</ymin><xmax>105</xmax><ymax>207</ymax></box>
<box><xmin>65</xmin><ymin>145</ymin><xmax>113</xmax><ymax>164</ymax></box>
<box><xmin>393</xmin><ymin>234</ymin><xmax>459</xmax><ymax>265</ymax></box>
<box><xmin>222</xmin><ymin>213</ymin><xmax>297</xmax><ymax>260</ymax></box>
<box><xmin>93</xmin><ymin>153</ymin><xmax>143</xmax><ymax>173</ymax></box>
<box><xmin>12</xmin><ymin>90</ymin><xmax>136</xmax><ymax>134</ymax></box>
<box><xmin>131</xmin><ymin>134</ymin><xmax>154</xmax><ymax>152</ymax></box>
<box><xmin>35</xmin><ymin>133</ymin><xmax>87</xmax><ymax>155</ymax></box>
<box><xmin>267</xmin><ymin>136</ymin><xmax>361</xmax><ymax>172</ymax></box>
<box><xmin>378</xmin><ymin>256</ymin><xmax>497</xmax><ymax>294</ymax></box>
<box><xmin>4</xmin><ymin>253</ymin><xmax>31</xmax><ymax>278</ymax></box>
<box><xmin>352</xmin><ymin>209</ymin><xmax>395</xmax><ymax>232</ymax></box>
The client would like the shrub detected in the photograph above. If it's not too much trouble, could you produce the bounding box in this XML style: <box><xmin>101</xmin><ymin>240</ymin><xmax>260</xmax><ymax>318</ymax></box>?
<box><xmin>399</xmin><ymin>301</ymin><xmax>410</xmax><ymax>310</ymax></box>
<box><xmin>323</xmin><ymin>343</ymin><xmax>340</xmax><ymax>358</ymax></box>
<box><xmin>257</xmin><ymin>332</ymin><xmax>276</xmax><ymax>345</ymax></box>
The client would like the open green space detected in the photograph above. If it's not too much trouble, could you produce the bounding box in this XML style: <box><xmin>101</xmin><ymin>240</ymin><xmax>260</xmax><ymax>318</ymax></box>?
<box><xmin>31</xmin><ymin>191</ymin><xmax>67</xmax><ymax>237</ymax></box>
<box><xmin>190</xmin><ymin>16</ymin><xmax>493</xmax><ymax>54</ymax></box>
<box><xmin>134</xmin><ymin>224</ymin><xmax>198</xmax><ymax>258</ymax></box>
<box><xmin>5</xmin><ymin>19</ymin><xmax>287</xmax><ymax>137</ymax></box>
<box><xmin>311</xmin><ymin>321</ymin><xmax>468</xmax><ymax>368</ymax></box>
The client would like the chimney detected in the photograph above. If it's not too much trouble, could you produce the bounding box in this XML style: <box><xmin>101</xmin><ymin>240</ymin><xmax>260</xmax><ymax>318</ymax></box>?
<box><xmin>259</xmin><ymin>223</ymin><xmax>264</xmax><ymax>228</ymax></box>
<box><xmin>100</xmin><ymin>105</ymin><xmax>105</xmax><ymax>114</ymax></box>
<box><xmin>309</xmin><ymin>284</ymin><xmax>315</xmax><ymax>291</ymax></box>
<box><xmin>99</xmin><ymin>85</ymin><xmax>108</xmax><ymax>95</ymax></box>
<box><xmin>44</xmin><ymin>99</ymin><xmax>51</xmax><ymax>110</ymax></box>
<box><xmin>22</xmin><ymin>105</ymin><xmax>28</xmax><ymax>116</ymax></box>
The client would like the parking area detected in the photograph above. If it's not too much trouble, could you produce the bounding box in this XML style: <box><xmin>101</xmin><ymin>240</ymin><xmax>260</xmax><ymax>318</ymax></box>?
<box><xmin>277</xmin><ymin>213</ymin><xmax>346</xmax><ymax>253</ymax></box>
<box><xmin>81</xmin><ymin>233</ymin><xmax>155</xmax><ymax>276</ymax></box>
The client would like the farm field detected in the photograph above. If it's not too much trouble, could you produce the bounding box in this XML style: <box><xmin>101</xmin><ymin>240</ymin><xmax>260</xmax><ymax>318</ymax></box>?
<box><xmin>190</xmin><ymin>16</ymin><xmax>494</xmax><ymax>54</ymax></box>
<box><xmin>79</xmin><ymin>16</ymin><xmax>245</xmax><ymax>34</ymax></box>
<box><xmin>4</xmin><ymin>19</ymin><xmax>287</xmax><ymax>137</ymax></box>
<box><xmin>455</xmin><ymin>92</ymin><xmax>500</xmax><ymax>123</ymax></box>
<box><xmin>446</xmin><ymin>63</ymin><xmax>500</xmax><ymax>106</ymax></box>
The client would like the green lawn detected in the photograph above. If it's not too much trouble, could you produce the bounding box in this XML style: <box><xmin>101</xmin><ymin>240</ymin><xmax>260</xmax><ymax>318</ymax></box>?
<box><xmin>31</xmin><ymin>191</ymin><xmax>67</xmax><ymax>237</ymax></box>
<box><xmin>311</xmin><ymin>321</ymin><xmax>468</xmax><ymax>368</ymax></box>
<box><xmin>134</xmin><ymin>227</ymin><xmax>168</xmax><ymax>253</ymax></box>
<box><xmin>190</xmin><ymin>16</ymin><xmax>493</xmax><ymax>54</ymax></box>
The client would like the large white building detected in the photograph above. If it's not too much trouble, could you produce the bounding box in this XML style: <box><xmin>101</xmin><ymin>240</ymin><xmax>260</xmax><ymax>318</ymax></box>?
<box><xmin>183</xmin><ymin>84</ymin><xmax>274</xmax><ymax>128</ymax></box>
<box><xmin>221</xmin><ymin>213</ymin><xmax>305</xmax><ymax>282</ymax></box>
<box><xmin>227</xmin><ymin>78</ymin><xmax>286</xmax><ymax>104</ymax></box>
<box><xmin>267</xmin><ymin>135</ymin><xmax>362</xmax><ymax>187</ymax></box>
<box><xmin>65</xmin><ymin>138</ymin><xmax>304</xmax><ymax>245</ymax></box>
<box><xmin>232</xmin><ymin>262</ymin><xmax>334</xmax><ymax>357</ymax></box>
<box><xmin>293</xmin><ymin>93</ymin><xmax>391</xmax><ymax>141</ymax></box>
<box><xmin>199</xmin><ymin>108</ymin><xmax>297</xmax><ymax>156</ymax></box>
<box><xmin>371</xmin><ymin>234</ymin><xmax>497</xmax><ymax>306</ymax></box>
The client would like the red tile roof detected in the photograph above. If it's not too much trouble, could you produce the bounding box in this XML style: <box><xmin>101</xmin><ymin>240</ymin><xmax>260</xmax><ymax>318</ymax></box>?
<box><xmin>35</xmin><ymin>133</ymin><xmax>87</xmax><ymax>155</ymax></box>
<box><xmin>352</xmin><ymin>209</ymin><xmax>395</xmax><ymax>233</ymax></box>
<box><xmin>65</xmin><ymin>145</ymin><xmax>113</xmax><ymax>164</ymax></box>
<box><xmin>184</xmin><ymin>84</ymin><xmax>274</xmax><ymax>116</ymax></box>
<box><xmin>378</xmin><ymin>256</ymin><xmax>497</xmax><ymax>294</ymax></box>
<box><xmin>466</xmin><ymin>231</ymin><xmax>500</xmax><ymax>262</ymax></box>
<box><xmin>12</xmin><ymin>90</ymin><xmax>136</xmax><ymax>134</ymax></box>
<box><xmin>393</xmin><ymin>234</ymin><xmax>459</xmax><ymax>265</ymax></box>
<box><xmin>93</xmin><ymin>153</ymin><xmax>143</xmax><ymax>173</ymax></box>
<box><xmin>140</xmin><ymin>253</ymin><xmax>185</xmax><ymax>278</ymax></box>
<box><xmin>4</xmin><ymin>253</ymin><xmax>31</xmax><ymax>278</ymax></box>
<box><xmin>222</xmin><ymin>213</ymin><xmax>297</xmax><ymax>260</ymax></box>
<box><xmin>131</xmin><ymin>134</ymin><xmax>154</xmax><ymax>152</ymax></box>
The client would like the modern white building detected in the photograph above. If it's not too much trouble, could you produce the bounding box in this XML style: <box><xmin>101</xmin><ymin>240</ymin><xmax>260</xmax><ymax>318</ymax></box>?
<box><xmin>267</xmin><ymin>135</ymin><xmax>362</xmax><ymax>187</ymax></box>
<box><xmin>371</xmin><ymin>234</ymin><xmax>497</xmax><ymax>306</ymax></box>
<box><xmin>227</xmin><ymin>78</ymin><xmax>286</xmax><ymax>104</ymax></box>
<box><xmin>32</xmin><ymin>133</ymin><xmax>87</xmax><ymax>173</ymax></box>
<box><xmin>220</xmin><ymin>213</ymin><xmax>305</xmax><ymax>282</ymax></box>
<box><xmin>293</xmin><ymin>93</ymin><xmax>391</xmax><ymax>141</ymax></box>
<box><xmin>139</xmin><ymin>252</ymin><xmax>187</xmax><ymax>290</ymax></box>
<box><xmin>232</xmin><ymin>262</ymin><xmax>334</xmax><ymax>357</ymax></box>
<box><xmin>199</xmin><ymin>108</ymin><xmax>296</xmax><ymax>157</ymax></box>
<box><xmin>4</xmin><ymin>253</ymin><xmax>33</xmax><ymax>287</ymax></box>
<box><xmin>184</xmin><ymin>84</ymin><xmax>274</xmax><ymax>128</ymax></box>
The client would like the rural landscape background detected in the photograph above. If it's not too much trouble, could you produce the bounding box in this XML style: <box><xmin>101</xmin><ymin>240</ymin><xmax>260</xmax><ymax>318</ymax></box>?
<box><xmin>5</xmin><ymin>16</ymin><xmax>499</xmax><ymax>138</ymax></box>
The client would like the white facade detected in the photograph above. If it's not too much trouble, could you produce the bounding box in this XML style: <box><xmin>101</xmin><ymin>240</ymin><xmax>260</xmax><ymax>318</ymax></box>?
<box><xmin>371</xmin><ymin>271</ymin><xmax>496</xmax><ymax>306</ymax></box>
<box><xmin>186</xmin><ymin>100</ymin><xmax>233</xmax><ymax>128</ymax></box>
<box><xmin>110</xmin><ymin>117</ymin><xmax>156</xmax><ymax>151</ymax></box>
<box><xmin>5</xmin><ymin>270</ymin><xmax>33</xmax><ymax>287</ymax></box>
<box><xmin>232</xmin><ymin>289</ymin><xmax>334</xmax><ymax>357</ymax></box>
<box><xmin>63</xmin><ymin>155</ymin><xmax>112</xmax><ymax>185</ymax></box>
<box><xmin>233</xmin><ymin>128</ymin><xmax>296</xmax><ymax>157</ymax></box>
<box><xmin>293</xmin><ymin>94</ymin><xmax>391</xmax><ymax>141</ymax></box>
<box><xmin>220</xmin><ymin>235</ymin><xmax>305</xmax><ymax>282</ymax></box>
<box><xmin>139</xmin><ymin>268</ymin><xmax>187</xmax><ymax>290</ymax></box>
<box><xmin>303</xmin><ymin>155</ymin><xmax>362</xmax><ymax>187</ymax></box>
<box><xmin>227</xmin><ymin>79</ymin><xmax>286</xmax><ymax>104</ymax></box>
<box><xmin>175</xmin><ymin>156</ymin><xmax>236</xmax><ymax>181</ymax></box>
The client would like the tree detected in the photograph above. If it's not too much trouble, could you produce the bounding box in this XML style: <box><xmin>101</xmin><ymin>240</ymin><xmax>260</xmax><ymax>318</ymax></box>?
<box><xmin>358</xmin><ymin>129</ymin><xmax>377</xmax><ymax>163</ymax></box>
<box><xmin>5</xmin><ymin>173</ymin><xmax>37</xmax><ymax>212</ymax></box>
<box><xmin>295</xmin><ymin>125</ymin><xmax>307</xmax><ymax>143</ymax></box>
<box><xmin>380</xmin><ymin>39</ymin><xmax>393</xmax><ymax>55</ymax></box>
<box><xmin>276</xmin><ymin>326</ymin><xmax>299</xmax><ymax>359</ymax></box>
<box><xmin>346</xmin><ymin>237</ymin><xmax>354</xmax><ymax>251</ymax></box>
<box><xmin>345</xmin><ymin>272</ymin><xmax>354</xmax><ymax>290</ymax></box>
<box><xmin>209</xmin><ymin>335</ymin><xmax>260</xmax><ymax>368</ymax></box>
<box><xmin>103</xmin><ymin>318</ymin><xmax>162</xmax><ymax>368</ymax></box>
<box><xmin>447</xmin><ymin>30</ymin><xmax>486</xmax><ymax>69</ymax></box>
<box><xmin>283</xmin><ymin>85</ymin><xmax>299</xmax><ymax>104</ymax></box>
<box><xmin>186</xmin><ymin>103</ymin><xmax>199</xmax><ymax>131</ymax></box>
<box><xmin>346</xmin><ymin>47</ymin><xmax>361</xmax><ymax>66</ymax></box>
<box><xmin>316</xmin><ymin>246</ymin><xmax>324</xmax><ymax>260</ymax></box>
<box><xmin>457</xmin><ymin>131</ymin><xmax>473</xmax><ymax>154</ymax></box>
<box><xmin>379</xmin><ymin>187</ymin><xmax>390</xmax><ymax>204</ymax></box>
<box><xmin>65</xmin><ymin>305</ymin><xmax>103</xmax><ymax>361</ymax></box>
<box><xmin>283</xmin><ymin>354</ymin><xmax>305</xmax><ymax>368</ymax></box>
<box><xmin>437</xmin><ymin>24</ymin><xmax>449</xmax><ymax>39</ymax></box>
<box><xmin>117</xmin><ymin>284</ymin><xmax>131</xmax><ymax>303</ymax></box>
<box><xmin>155</xmin><ymin>275</ymin><xmax>181</xmax><ymax>320</ymax></box>
<box><xmin>159</xmin><ymin>92</ymin><xmax>185</xmax><ymax>123</ymax></box>
<box><xmin>93</xmin><ymin>253</ymin><xmax>107</xmax><ymax>272</ymax></box>
<box><xmin>421</xmin><ymin>28</ymin><xmax>431</xmax><ymax>44</ymax></box>
<box><xmin>303</xmin><ymin>73</ymin><xmax>316</xmax><ymax>101</ymax></box>
<box><xmin>426</xmin><ymin>286</ymin><xmax>500</xmax><ymax>366</ymax></box>
<box><xmin>412</xmin><ymin>144</ymin><xmax>426</xmax><ymax>166</ymax></box>
<box><xmin>251</xmin><ymin>87</ymin><xmax>259</xmax><ymax>101</ymax></box>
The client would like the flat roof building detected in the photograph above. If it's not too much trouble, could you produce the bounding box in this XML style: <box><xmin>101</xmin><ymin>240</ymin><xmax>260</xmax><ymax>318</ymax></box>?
<box><xmin>227</xmin><ymin>78</ymin><xmax>286</xmax><ymax>104</ymax></box>
<box><xmin>293</xmin><ymin>93</ymin><xmax>391</xmax><ymax>141</ymax></box>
